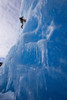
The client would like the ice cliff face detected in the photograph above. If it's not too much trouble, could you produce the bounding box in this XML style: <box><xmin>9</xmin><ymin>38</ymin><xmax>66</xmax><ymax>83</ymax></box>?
<box><xmin>0</xmin><ymin>0</ymin><xmax>67</xmax><ymax>100</ymax></box>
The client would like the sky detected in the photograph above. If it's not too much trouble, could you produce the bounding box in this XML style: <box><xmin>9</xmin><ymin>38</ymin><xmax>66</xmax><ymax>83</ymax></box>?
<box><xmin>0</xmin><ymin>0</ymin><xmax>21</xmax><ymax>57</ymax></box>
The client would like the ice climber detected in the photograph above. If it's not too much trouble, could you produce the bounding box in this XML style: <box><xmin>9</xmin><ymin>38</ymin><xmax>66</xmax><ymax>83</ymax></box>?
<box><xmin>19</xmin><ymin>16</ymin><xmax>26</xmax><ymax>29</ymax></box>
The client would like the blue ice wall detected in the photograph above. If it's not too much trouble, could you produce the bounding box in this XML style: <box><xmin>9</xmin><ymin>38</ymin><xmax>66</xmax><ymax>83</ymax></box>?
<box><xmin>0</xmin><ymin>0</ymin><xmax>67</xmax><ymax>100</ymax></box>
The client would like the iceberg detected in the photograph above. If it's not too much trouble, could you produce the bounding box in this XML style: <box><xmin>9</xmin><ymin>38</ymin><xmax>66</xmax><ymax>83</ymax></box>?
<box><xmin>0</xmin><ymin>0</ymin><xmax>67</xmax><ymax>100</ymax></box>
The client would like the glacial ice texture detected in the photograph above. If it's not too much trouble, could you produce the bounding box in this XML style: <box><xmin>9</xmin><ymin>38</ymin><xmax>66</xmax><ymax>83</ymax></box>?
<box><xmin>0</xmin><ymin>0</ymin><xmax>67</xmax><ymax>100</ymax></box>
